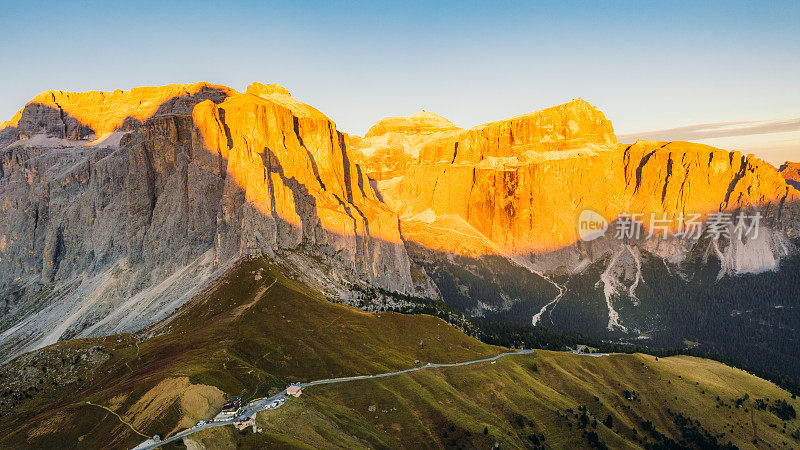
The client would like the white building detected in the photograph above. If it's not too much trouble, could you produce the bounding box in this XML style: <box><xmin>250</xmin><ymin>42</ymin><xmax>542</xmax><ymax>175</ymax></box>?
<box><xmin>287</xmin><ymin>384</ymin><xmax>302</xmax><ymax>397</ymax></box>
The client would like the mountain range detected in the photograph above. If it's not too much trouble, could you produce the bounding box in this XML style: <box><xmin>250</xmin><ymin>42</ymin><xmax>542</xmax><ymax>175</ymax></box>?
<box><xmin>2</xmin><ymin>82</ymin><xmax>798</xmax><ymax>373</ymax></box>
<box><xmin>1</xmin><ymin>82</ymin><xmax>799</xmax><ymax>447</ymax></box>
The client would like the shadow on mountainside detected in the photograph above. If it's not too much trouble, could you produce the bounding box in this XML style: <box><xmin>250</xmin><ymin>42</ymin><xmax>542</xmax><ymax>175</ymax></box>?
<box><xmin>2</xmin><ymin>91</ymin><xmax>800</xmax><ymax>412</ymax></box>
<box><xmin>2</xmin><ymin>92</ymin><xmax>800</xmax><ymax>448</ymax></box>
<box><xmin>0</xmin><ymin>89</ymin><xmax>415</xmax><ymax>361</ymax></box>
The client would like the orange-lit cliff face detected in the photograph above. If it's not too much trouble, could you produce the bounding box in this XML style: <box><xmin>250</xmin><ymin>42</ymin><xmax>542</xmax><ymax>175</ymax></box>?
<box><xmin>0</xmin><ymin>109</ymin><xmax>22</xmax><ymax>129</ymax></box>
<box><xmin>190</xmin><ymin>82</ymin><xmax>413</xmax><ymax>291</ymax></box>
<box><xmin>1</xmin><ymin>83</ymin><xmax>797</xmax><ymax>264</ymax></box>
<box><xmin>0</xmin><ymin>81</ymin><xmax>422</xmax><ymax>359</ymax></box>
<box><xmin>781</xmin><ymin>162</ymin><xmax>800</xmax><ymax>190</ymax></box>
<box><xmin>357</xmin><ymin>101</ymin><xmax>799</xmax><ymax>255</ymax></box>
<box><xmin>7</xmin><ymin>82</ymin><xmax>236</xmax><ymax>142</ymax></box>
<box><xmin>349</xmin><ymin>111</ymin><xmax>463</xmax><ymax>181</ymax></box>
<box><xmin>0</xmin><ymin>82</ymin><xmax>413</xmax><ymax>293</ymax></box>
<box><xmin>623</xmin><ymin>141</ymin><xmax>797</xmax><ymax>222</ymax></box>
<box><xmin>1</xmin><ymin>81</ymin><xmax>799</xmax><ymax>358</ymax></box>
<box><xmin>365</xmin><ymin>100</ymin><xmax>625</xmax><ymax>254</ymax></box>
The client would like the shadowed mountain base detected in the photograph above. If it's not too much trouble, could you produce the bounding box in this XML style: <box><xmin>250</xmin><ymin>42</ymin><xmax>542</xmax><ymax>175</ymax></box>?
<box><xmin>0</xmin><ymin>258</ymin><xmax>797</xmax><ymax>449</ymax></box>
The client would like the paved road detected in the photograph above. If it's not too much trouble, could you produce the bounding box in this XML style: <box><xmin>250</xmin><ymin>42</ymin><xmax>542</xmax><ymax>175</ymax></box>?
<box><xmin>234</xmin><ymin>391</ymin><xmax>288</xmax><ymax>422</ymax></box>
<box><xmin>133</xmin><ymin>421</ymin><xmax>230</xmax><ymax>449</ymax></box>
<box><xmin>134</xmin><ymin>391</ymin><xmax>289</xmax><ymax>450</ymax></box>
<box><xmin>302</xmin><ymin>350</ymin><xmax>535</xmax><ymax>388</ymax></box>
<box><xmin>134</xmin><ymin>349</ymin><xmax>533</xmax><ymax>449</ymax></box>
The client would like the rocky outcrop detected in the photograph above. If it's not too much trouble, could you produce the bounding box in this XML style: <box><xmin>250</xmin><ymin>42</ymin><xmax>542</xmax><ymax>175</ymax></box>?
<box><xmin>12</xmin><ymin>83</ymin><xmax>236</xmax><ymax>142</ymax></box>
<box><xmin>355</xmin><ymin>101</ymin><xmax>800</xmax><ymax>344</ymax></box>
<box><xmin>780</xmin><ymin>162</ymin><xmax>800</xmax><ymax>190</ymax></box>
<box><xmin>349</xmin><ymin>111</ymin><xmax>463</xmax><ymax>180</ymax></box>
<box><xmin>449</xmin><ymin>98</ymin><xmax>617</xmax><ymax>164</ymax></box>
<box><xmin>192</xmin><ymin>82</ymin><xmax>413</xmax><ymax>291</ymax></box>
<box><xmin>624</xmin><ymin>141</ymin><xmax>800</xmax><ymax>230</ymax></box>
<box><xmin>0</xmin><ymin>82</ymin><xmax>415</xmax><ymax>360</ymax></box>
<box><xmin>365</xmin><ymin>111</ymin><xmax>459</xmax><ymax>137</ymax></box>
<box><xmin>371</xmin><ymin>100</ymin><xmax>626</xmax><ymax>254</ymax></box>
<box><xmin>365</xmin><ymin>101</ymin><xmax>800</xmax><ymax>264</ymax></box>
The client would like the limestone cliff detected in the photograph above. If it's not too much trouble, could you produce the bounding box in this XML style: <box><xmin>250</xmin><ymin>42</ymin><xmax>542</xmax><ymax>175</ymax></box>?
<box><xmin>192</xmin><ymin>82</ymin><xmax>413</xmax><ymax>291</ymax></box>
<box><xmin>781</xmin><ymin>162</ymin><xmax>800</xmax><ymax>190</ymax></box>
<box><xmin>366</xmin><ymin>101</ymin><xmax>799</xmax><ymax>260</ymax></box>
<box><xmin>10</xmin><ymin>82</ymin><xmax>236</xmax><ymax>141</ymax></box>
<box><xmin>371</xmin><ymin>100</ymin><xmax>627</xmax><ymax>254</ymax></box>
<box><xmin>624</xmin><ymin>141</ymin><xmax>799</xmax><ymax>229</ymax></box>
<box><xmin>349</xmin><ymin>111</ymin><xmax>463</xmax><ymax>180</ymax></box>
<box><xmin>356</xmin><ymin>100</ymin><xmax>800</xmax><ymax>342</ymax></box>
<box><xmin>2</xmin><ymin>83</ymin><xmax>799</xmax><ymax>359</ymax></box>
<box><xmin>0</xmin><ymin>82</ymin><xmax>414</xmax><ymax>360</ymax></box>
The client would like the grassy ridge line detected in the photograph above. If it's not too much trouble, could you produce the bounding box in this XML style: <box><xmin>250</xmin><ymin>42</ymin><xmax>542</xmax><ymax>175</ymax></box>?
<box><xmin>138</xmin><ymin>351</ymin><xmax>535</xmax><ymax>449</ymax></box>
<box><xmin>188</xmin><ymin>350</ymin><xmax>800</xmax><ymax>449</ymax></box>
<box><xmin>358</xmin><ymin>282</ymin><xmax>800</xmax><ymax>397</ymax></box>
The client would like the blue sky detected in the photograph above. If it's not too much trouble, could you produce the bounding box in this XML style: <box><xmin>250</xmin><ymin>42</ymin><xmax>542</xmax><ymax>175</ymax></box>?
<box><xmin>1</xmin><ymin>1</ymin><xmax>798</xmax><ymax>161</ymax></box>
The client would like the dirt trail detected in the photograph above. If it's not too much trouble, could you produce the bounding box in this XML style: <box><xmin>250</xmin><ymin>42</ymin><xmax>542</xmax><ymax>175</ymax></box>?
<box><xmin>84</xmin><ymin>401</ymin><xmax>149</xmax><ymax>438</ymax></box>
<box><xmin>231</xmin><ymin>278</ymin><xmax>277</xmax><ymax>319</ymax></box>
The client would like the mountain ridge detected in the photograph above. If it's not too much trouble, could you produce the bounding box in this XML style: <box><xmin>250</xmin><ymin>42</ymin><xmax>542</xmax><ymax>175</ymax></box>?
<box><xmin>1</xmin><ymin>81</ymin><xmax>799</xmax><ymax>387</ymax></box>
<box><xmin>0</xmin><ymin>82</ymin><xmax>417</xmax><ymax>362</ymax></box>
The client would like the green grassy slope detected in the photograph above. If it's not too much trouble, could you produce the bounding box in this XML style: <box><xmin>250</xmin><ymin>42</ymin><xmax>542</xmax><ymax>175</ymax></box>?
<box><xmin>0</xmin><ymin>258</ymin><xmax>502</xmax><ymax>449</ymax></box>
<box><xmin>1</xmin><ymin>257</ymin><xmax>799</xmax><ymax>449</ymax></box>
<box><xmin>188</xmin><ymin>351</ymin><xmax>800</xmax><ymax>449</ymax></box>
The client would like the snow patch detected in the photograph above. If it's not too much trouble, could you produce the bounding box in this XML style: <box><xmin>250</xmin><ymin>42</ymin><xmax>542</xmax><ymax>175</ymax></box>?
<box><xmin>626</xmin><ymin>246</ymin><xmax>643</xmax><ymax>305</ymax></box>
<box><xmin>531</xmin><ymin>279</ymin><xmax>564</xmax><ymax>326</ymax></box>
<box><xmin>598</xmin><ymin>249</ymin><xmax>629</xmax><ymax>332</ymax></box>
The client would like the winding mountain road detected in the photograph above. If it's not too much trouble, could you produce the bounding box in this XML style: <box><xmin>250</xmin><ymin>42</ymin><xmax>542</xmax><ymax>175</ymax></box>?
<box><xmin>301</xmin><ymin>349</ymin><xmax>534</xmax><ymax>388</ymax></box>
<box><xmin>135</xmin><ymin>349</ymin><xmax>534</xmax><ymax>449</ymax></box>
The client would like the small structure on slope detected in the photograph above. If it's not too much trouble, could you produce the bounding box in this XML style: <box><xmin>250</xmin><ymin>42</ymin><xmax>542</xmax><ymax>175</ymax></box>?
<box><xmin>214</xmin><ymin>397</ymin><xmax>242</xmax><ymax>420</ymax></box>
<box><xmin>287</xmin><ymin>384</ymin><xmax>302</xmax><ymax>397</ymax></box>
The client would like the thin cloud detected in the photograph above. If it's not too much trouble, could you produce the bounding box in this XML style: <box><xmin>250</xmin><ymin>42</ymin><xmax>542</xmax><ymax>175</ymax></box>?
<box><xmin>619</xmin><ymin>118</ymin><xmax>800</xmax><ymax>142</ymax></box>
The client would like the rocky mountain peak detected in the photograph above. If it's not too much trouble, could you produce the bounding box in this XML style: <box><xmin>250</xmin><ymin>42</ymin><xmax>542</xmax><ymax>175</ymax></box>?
<box><xmin>364</xmin><ymin>111</ymin><xmax>461</xmax><ymax>138</ymax></box>
<box><xmin>2</xmin><ymin>81</ymin><xmax>799</xmax><ymax>365</ymax></box>
<box><xmin>242</xmin><ymin>81</ymin><xmax>329</xmax><ymax>121</ymax></box>
<box><xmin>780</xmin><ymin>161</ymin><xmax>800</xmax><ymax>190</ymax></box>
<box><xmin>245</xmin><ymin>81</ymin><xmax>292</xmax><ymax>98</ymax></box>
<box><xmin>452</xmin><ymin>98</ymin><xmax>617</xmax><ymax>164</ymax></box>
<box><xmin>0</xmin><ymin>109</ymin><xmax>22</xmax><ymax>130</ymax></box>
<box><xmin>371</xmin><ymin>102</ymin><xmax>798</xmax><ymax>257</ymax></box>
<box><xmin>0</xmin><ymin>81</ymin><xmax>417</xmax><ymax>360</ymax></box>
<box><xmin>4</xmin><ymin>82</ymin><xmax>236</xmax><ymax>143</ymax></box>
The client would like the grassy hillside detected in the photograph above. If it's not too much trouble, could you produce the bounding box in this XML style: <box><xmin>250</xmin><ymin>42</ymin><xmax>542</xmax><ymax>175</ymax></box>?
<box><xmin>1</xmin><ymin>257</ymin><xmax>799</xmax><ymax>449</ymax></box>
<box><xmin>0</xmin><ymin>257</ymin><xmax>502</xmax><ymax>449</ymax></box>
<box><xmin>186</xmin><ymin>351</ymin><xmax>800</xmax><ymax>449</ymax></box>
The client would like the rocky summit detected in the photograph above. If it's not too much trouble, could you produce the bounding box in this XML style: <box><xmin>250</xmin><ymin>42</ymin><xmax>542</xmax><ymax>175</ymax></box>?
<box><xmin>368</xmin><ymin>100</ymin><xmax>799</xmax><ymax>258</ymax></box>
<box><xmin>782</xmin><ymin>161</ymin><xmax>800</xmax><ymax>190</ymax></box>
<box><xmin>0</xmin><ymin>82</ymin><xmax>415</xmax><ymax>360</ymax></box>
<box><xmin>1</xmin><ymin>82</ymin><xmax>799</xmax><ymax>384</ymax></box>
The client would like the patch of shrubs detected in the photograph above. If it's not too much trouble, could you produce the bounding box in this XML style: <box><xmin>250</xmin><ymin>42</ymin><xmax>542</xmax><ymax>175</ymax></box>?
<box><xmin>770</xmin><ymin>399</ymin><xmax>796</xmax><ymax>421</ymax></box>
